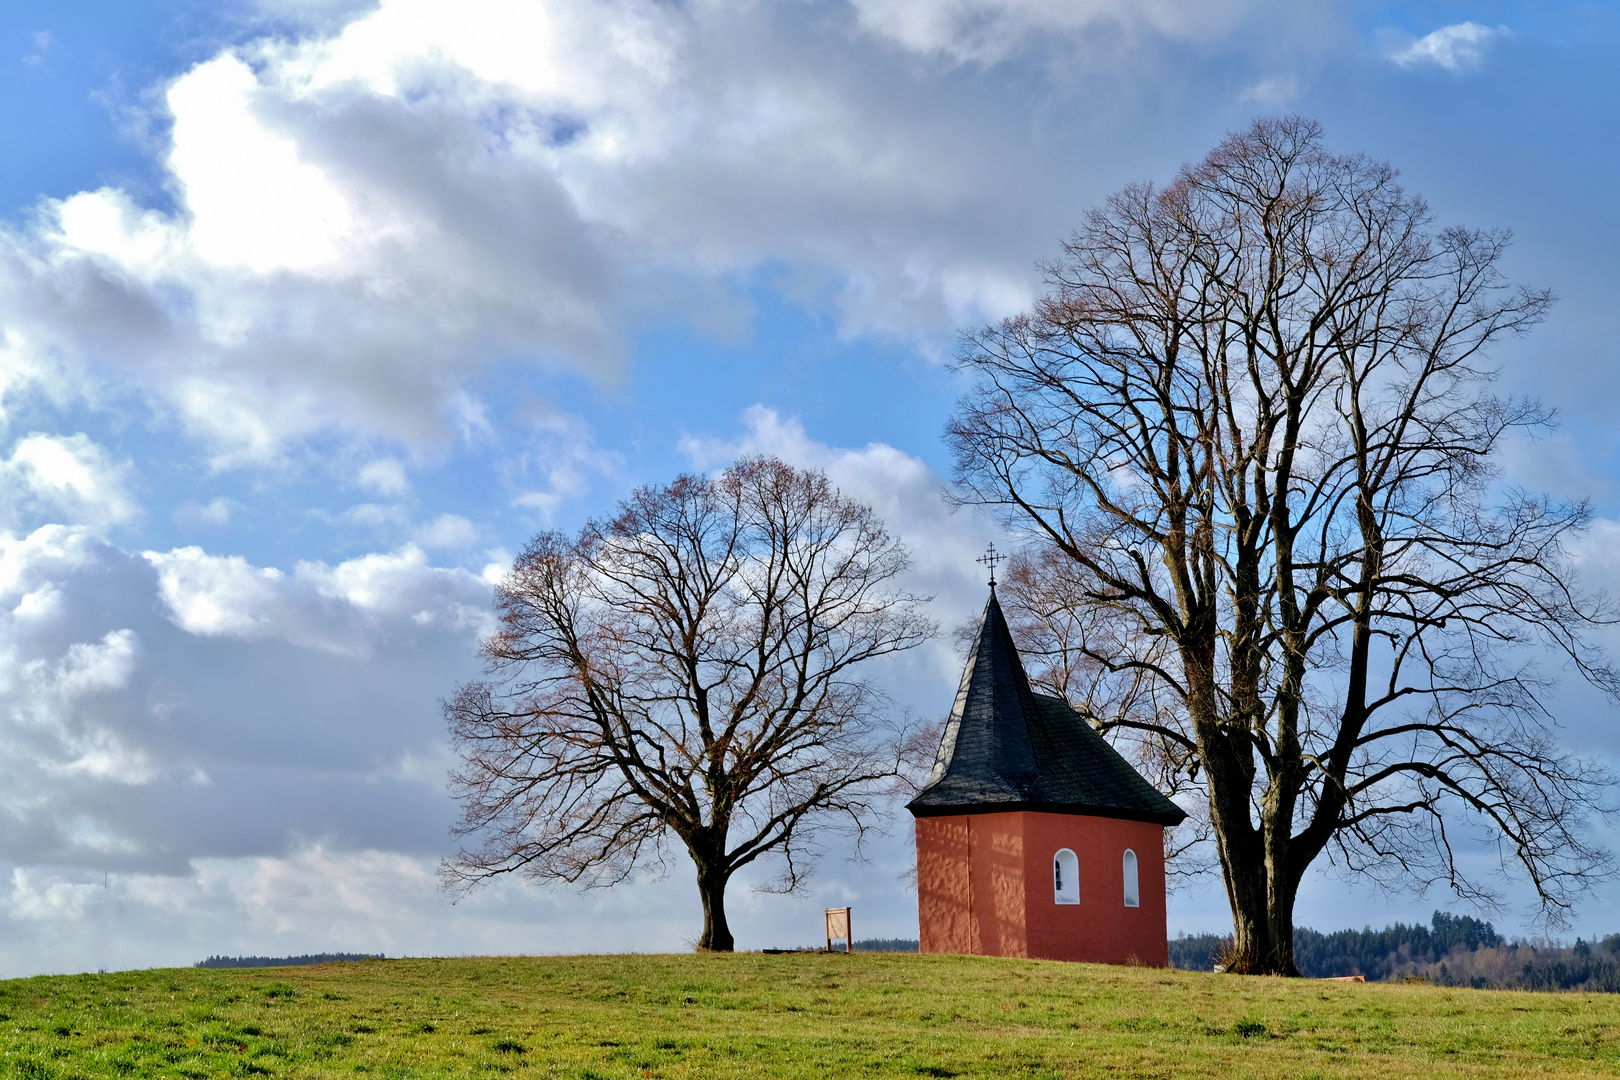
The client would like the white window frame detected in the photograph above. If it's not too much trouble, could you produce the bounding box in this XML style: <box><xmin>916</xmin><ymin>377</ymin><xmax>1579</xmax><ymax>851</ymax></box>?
<box><xmin>1053</xmin><ymin>848</ymin><xmax>1080</xmax><ymax>905</ymax></box>
<box><xmin>1122</xmin><ymin>848</ymin><xmax>1140</xmax><ymax>907</ymax></box>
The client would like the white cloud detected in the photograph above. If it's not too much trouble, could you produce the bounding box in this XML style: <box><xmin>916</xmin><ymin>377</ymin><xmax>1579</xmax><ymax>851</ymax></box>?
<box><xmin>336</xmin><ymin>501</ymin><xmax>409</xmax><ymax>533</ymax></box>
<box><xmin>0</xmin><ymin>842</ymin><xmax>699</xmax><ymax>974</ymax></box>
<box><xmin>25</xmin><ymin>629</ymin><xmax>141</xmax><ymax>704</ymax></box>
<box><xmin>682</xmin><ymin>404</ymin><xmax>943</xmax><ymax>532</ymax></box>
<box><xmin>170</xmin><ymin>56</ymin><xmax>359</xmax><ymax>274</ymax></box>
<box><xmin>506</xmin><ymin>412</ymin><xmax>619</xmax><ymax>518</ymax></box>
<box><xmin>144</xmin><ymin>548</ymin><xmax>302</xmax><ymax>640</ymax></box>
<box><xmin>1389</xmin><ymin>22</ymin><xmax>1503</xmax><ymax>72</ymax></box>
<box><xmin>1</xmin><ymin>433</ymin><xmax>139</xmax><ymax>532</ymax></box>
<box><xmin>198</xmin><ymin>845</ymin><xmax>439</xmax><ymax>938</ymax></box>
<box><xmin>313</xmin><ymin>544</ymin><xmax>456</xmax><ymax>615</ymax></box>
<box><xmin>0</xmin><ymin>629</ymin><xmax>151</xmax><ymax>783</ymax></box>
<box><xmin>480</xmin><ymin>548</ymin><xmax>512</xmax><ymax>585</ymax></box>
<box><xmin>849</xmin><ymin>0</ymin><xmax>1263</xmax><ymax>65</ymax></box>
<box><xmin>0</xmin><ymin>828</ymin><xmax>928</xmax><ymax>976</ymax></box>
<box><xmin>0</xmin><ymin>330</ymin><xmax>63</xmax><ymax>430</ymax></box>
<box><xmin>414</xmin><ymin>513</ymin><xmax>477</xmax><ymax>548</ymax></box>
<box><xmin>1565</xmin><ymin>521</ymin><xmax>1620</xmax><ymax>642</ymax></box>
<box><xmin>274</xmin><ymin>0</ymin><xmax>681</xmax><ymax>104</ymax></box>
<box><xmin>0</xmin><ymin>527</ymin><xmax>131</xmax><ymax>800</ymax></box>
<box><xmin>143</xmin><ymin>542</ymin><xmax>493</xmax><ymax>655</ymax></box>
<box><xmin>0</xmin><ymin>529</ymin><xmax>494</xmax><ymax>881</ymax></box>
<box><xmin>0</xmin><ymin>525</ymin><xmax>101</xmax><ymax>607</ymax></box>
<box><xmin>0</xmin><ymin>615</ymin><xmax>159</xmax><ymax>829</ymax></box>
<box><xmin>23</xmin><ymin>31</ymin><xmax>54</xmax><ymax>70</ymax></box>
<box><xmin>0</xmin><ymin>0</ymin><xmax>1328</xmax><ymax>471</ymax></box>
<box><xmin>3</xmin><ymin>42</ymin><xmax>620</xmax><ymax>466</ymax></box>
<box><xmin>52</xmin><ymin>187</ymin><xmax>179</xmax><ymax>274</ymax></box>
<box><xmin>357</xmin><ymin>458</ymin><xmax>410</xmax><ymax>496</ymax></box>
<box><xmin>1239</xmin><ymin>74</ymin><xmax>1298</xmax><ymax>105</ymax></box>
<box><xmin>173</xmin><ymin>496</ymin><xmax>239</xmax><ymax>531</ymax></box>
<box><xmin>5</xmin><ymin>867</ymin><xmax>99</xmax><ymax>922</ymax></box>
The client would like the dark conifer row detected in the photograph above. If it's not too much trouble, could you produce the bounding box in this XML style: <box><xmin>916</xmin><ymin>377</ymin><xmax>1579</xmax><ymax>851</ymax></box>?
<box><xmin>194</xmin><ymin>953</ymin><xmax>384</xmax><ymax>968</ymax></box>
<box><xmin>851</xmin><ymin>938</ymin><xmax>919</xmax><ymax>952</ymax></box>
<box><xmin>1170</xmin><ymin>912</ymin><xmax>1620</xmax><ymax>990</ymax></box>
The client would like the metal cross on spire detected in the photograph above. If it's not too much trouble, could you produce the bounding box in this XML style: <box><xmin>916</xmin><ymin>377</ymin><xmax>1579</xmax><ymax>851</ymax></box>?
<box><xmin>976</xmin><ymin>544</ymin><xmax>1004</xmax><ymax>588</ymax></box>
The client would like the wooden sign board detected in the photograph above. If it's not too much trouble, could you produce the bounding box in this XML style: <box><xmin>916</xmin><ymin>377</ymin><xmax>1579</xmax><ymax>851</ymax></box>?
<box><xmin>825</xmin><ymin>907</ymin><xmax>852</xmax><ymax>953</ymax></box>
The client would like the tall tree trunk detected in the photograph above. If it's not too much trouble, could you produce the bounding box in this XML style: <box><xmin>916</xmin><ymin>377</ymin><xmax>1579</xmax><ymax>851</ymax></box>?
<box><xmin>1217</xmin><ymin>838</ymin><xmax>1278</xmax><ymax>973</ymax></box>
<box><xmin>1265</xmin><ymin>869</ymin><xmax>1300</xmax><ymax>976</ymax></box>
<box><xmin>1220</xmin><ymin>861</ymin><xmax>1302</xmax><ymax>974</ymax></box>
<box><xmin>695</xmin><ymin>865</ymin><xmax>735</xmax><ymax>952</ymax></box>
<box><xmin>1185</xmin><ymin>635</ymin><xmax>1294</xmax><ymax>976</ymax></box>
<box><xmin>1213</xmin><ymin>793</ymin><xmax>1305</xmax><ymax>975</ymax></box>
<box><xmin>1221</xmin><ymin>893</ymin><xmax>1303</xmax><ymax>973</ymax></box>
<box><xmin>1225</xmin><ymin>892</ymin><xmax>1271</xmax><ymax>974</ymax></box>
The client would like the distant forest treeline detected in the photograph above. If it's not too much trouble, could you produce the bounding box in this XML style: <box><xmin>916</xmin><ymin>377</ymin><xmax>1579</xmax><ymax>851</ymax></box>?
<box><xmin>195</xmin><ymin>954</ymin><xmax>385</xmax><ymax>969</ymax></box>
<box><xmin>1170</xmin><ymin>912</ymin><xmax>1620</xmax><ymax>991</ymax></box>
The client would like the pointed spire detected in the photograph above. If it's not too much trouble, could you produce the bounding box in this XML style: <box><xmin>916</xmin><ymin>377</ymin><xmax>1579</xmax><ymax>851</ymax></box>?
<box><xmin>908</xmin><ymin>582</ymin><xmax>1186</xmax><ymax>825</ymax></box>
<box><xmin>916</xmin><ymin>588</ymin><xmax>1039</xmax><ymax>799</ymax></box>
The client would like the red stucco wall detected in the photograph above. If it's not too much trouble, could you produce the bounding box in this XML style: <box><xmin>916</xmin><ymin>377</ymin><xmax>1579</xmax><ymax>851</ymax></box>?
<box><xmin>915</xmin><ymin>810</ymin><xmax>1169</xmax><ymax>966</ymax></box>
<box><xmin>916</xmin><ymin>816</ymin><xmax>975</xmax><ymax>955</ymax></box>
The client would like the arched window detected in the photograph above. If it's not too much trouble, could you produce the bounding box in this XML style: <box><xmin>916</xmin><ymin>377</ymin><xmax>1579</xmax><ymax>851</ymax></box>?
<box><xmin>1053</xmin><ymin>848</ymin><xmax>1079</xmax><ymax>905</ymax></box>
<box><xmin>1122</xmin><ymin>849</ymin><xmax>1140</xmax><ymax>907</ymax></box>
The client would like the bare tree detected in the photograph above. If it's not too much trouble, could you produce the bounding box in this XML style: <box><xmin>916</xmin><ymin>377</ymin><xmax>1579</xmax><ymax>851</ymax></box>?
<box><xmin>994</xmin><ymin>547</ymin><xmax>1217</xmax><ymax>882</ymax></box>
<box><xmin>948</xmin><ymin>116</ymin><xmax>1617</xmax><ymax>975</ymax></box>
<box><xmin>443</xmin><ymin>456</ymin><xmax>934</xmax><ymax>951</ymax></box>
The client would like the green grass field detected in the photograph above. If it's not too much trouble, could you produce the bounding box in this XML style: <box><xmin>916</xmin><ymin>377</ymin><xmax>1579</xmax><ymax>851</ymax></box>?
<box><xmin>3</xmin><ymin>953</ymin><xmax>1617</xmax><ymax>1079</ymax></box>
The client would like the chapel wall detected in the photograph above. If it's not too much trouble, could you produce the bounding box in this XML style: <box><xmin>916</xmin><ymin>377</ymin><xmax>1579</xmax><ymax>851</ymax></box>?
<box><xmin>915</xmin><ymin>811</ymin><xmax>1169</xmax><ymax>966</ymax></box>
<box><xmin>1019</xmin><ymin>811</ymin><xmax>1169</xmax><ymax>966</ymax></box>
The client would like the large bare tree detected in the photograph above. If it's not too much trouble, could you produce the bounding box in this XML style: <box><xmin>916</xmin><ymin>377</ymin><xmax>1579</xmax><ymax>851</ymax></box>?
<box><xmin>443</xmin><ymin>456</ymin><xmax>934</xmax><ymax>951</ymax></box>
<box><xmin>948</xmin><ymin>116</ymin><xmax>1617</xmax><ymax>975</ymax></box>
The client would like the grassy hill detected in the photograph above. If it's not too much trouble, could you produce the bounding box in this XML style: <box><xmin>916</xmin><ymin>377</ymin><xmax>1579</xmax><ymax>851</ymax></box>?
<box><xmin>4</xmin><ymin>952</ymin><xmax>1618</xmax><ymax>1079</ymax></box>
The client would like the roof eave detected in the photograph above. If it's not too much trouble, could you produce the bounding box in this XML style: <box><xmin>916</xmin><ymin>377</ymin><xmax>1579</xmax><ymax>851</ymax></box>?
<box><xmin>906</xmin><ymin>798</ymin><xmax>1187</xmax><ymax>827</ymax></box>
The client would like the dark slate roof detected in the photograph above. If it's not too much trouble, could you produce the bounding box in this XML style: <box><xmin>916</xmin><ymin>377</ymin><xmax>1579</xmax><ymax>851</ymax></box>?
<box><xmin>906</xmin><ymin>589</ymin><xmax>1186</xmax><ymax>826</ymax></box>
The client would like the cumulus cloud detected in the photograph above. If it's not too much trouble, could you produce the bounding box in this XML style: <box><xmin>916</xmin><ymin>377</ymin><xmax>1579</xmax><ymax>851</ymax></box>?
<box><xmin>5</xmin><ymin>867</ymin><xmax>105</xmax><ymax>924</ymax></box>
<box><xmin>0</xmin><ymin>824</ymin><xmax>928</xmax><ymax>975</ymax></box>
<box><xmin>682</xmin><ymin>404</ymin><xmax>963</xmax><ymax>550</ymax></box>
<box><xmin>0</xmin><ymin>530</ymin><xmax>167</xmax><ymax>866</ymax></box>
<box><xmin>0</xmin><ymin>628</ymin><xmax>153</xmax><ymax>788</ymax></box>
<box><xmin>0</xmin><ymin>532</ymin><xmax>167</xmax><ymax>861</ymax></box>
<box><xmin>6</xmin><ymin>41</ymin><xmax>619</xmax><ymax>465</ymax></box>
<box><xmin>145</xmin><ymin>549</ymin><xmax>308</xmax><ymax>640</ymax></box>
<box><xmin>0</xmin><ymin>841</ymin><xmax>700</xmax><ymax>974</ymax></box>
<box><xmin>171</xmin><ymin>56</ymin><xmax>359</xmax><ymax>275</ymax></box>
<box><xmin>1388</xmin><ymin>22</ymin><xmax>1504</xmax><ymax>72</ymax></box>
<box><xmin>0</xmin><ymin>0</ymin><xmax>1332</xmax><ymax>470</ymax></box>
<box><xmin>0</xmin><ymin>526</ymin><xmax>498</xmax><ymax>880</ymax></box>
<box><xmin>1565</xmin><ymin>520</ymin><xmax>1620</xmax><ymax>647</ymax></box>
<box><xmin>0</xmin><ymin>433</ymin><xmax>139</xmax><ymax>532</ymax></box>
<box><xmin>144</xmin><ymin>542</ymin><xmax>493</xmax><ymax>655</ymax></box>
<box><xmin>10</xmin><ymin>630</ymin><xmax>141</xmax><ymax>718</ymax></box>
<box><xmin>0</xmin><ymin>524</ymin><xmax>102</xmax><ymax>610</ymax></box>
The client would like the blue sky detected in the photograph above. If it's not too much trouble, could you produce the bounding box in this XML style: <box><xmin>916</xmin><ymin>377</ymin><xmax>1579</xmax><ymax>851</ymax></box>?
<box><xmin>2</xmin><ymin>0</ymin><xmax>1620</xmax><ymax>977</ymax></box>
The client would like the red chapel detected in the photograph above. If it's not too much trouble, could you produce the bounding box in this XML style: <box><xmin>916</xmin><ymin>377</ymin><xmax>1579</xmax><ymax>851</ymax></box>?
<box><xmin>907</xmin><ymin>585</ymin><xmax>1186</xmax><ymax>966</ymax></box>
